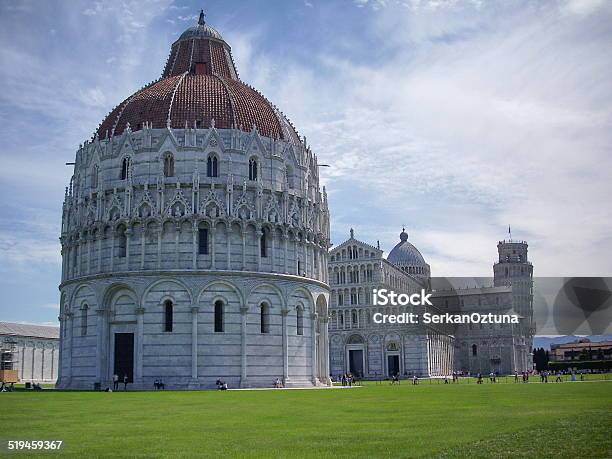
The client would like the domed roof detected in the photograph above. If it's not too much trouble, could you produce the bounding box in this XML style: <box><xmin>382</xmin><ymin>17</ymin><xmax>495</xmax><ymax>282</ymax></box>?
<box><xmin>178</xmin><ymin>11</ymin><xmax>224</xmax><ymax>41</ymax></box>
<box><xmin>95</xmin><ymin>11</ymin><xmax>300</xmax><ymax>144</ymax></box>
<box><xmin>387</xmin><ymin>229</ymin><xmax>427</xmax><ymax>266</ymax></box>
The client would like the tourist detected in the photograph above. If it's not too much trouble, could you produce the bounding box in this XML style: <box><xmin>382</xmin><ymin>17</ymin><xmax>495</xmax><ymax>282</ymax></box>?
<box><xmin>477</xmin><ymin>373</ymin><xmax>483</xmax><ymax>384</ymax></box>
<box><xmin>412</xmin><ymin>375</ymin><xmax>419</xmax><ymax>385</ymax></box>
<box><xmin>555</xmin><ymin>371</ymin><xmax>563</xmax><ymax>383</ymax></box>
<box><xmin>113</xmin><ymin>373</ymin><xmax>119</xmax><ymax>391</ymax></box>
<box><xmin>123</xmin><ymin>374</ymin><xmax>128</xmax><ymax>390</ymax></box>
<box><xmin>514</xmin><ymin>371</ymin><xmax>519</xmax><ymax>383</ymax></box>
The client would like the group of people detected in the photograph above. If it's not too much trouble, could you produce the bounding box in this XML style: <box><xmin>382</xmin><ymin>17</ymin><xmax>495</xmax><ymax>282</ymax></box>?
<box><xmin>215</xmin><ymin>379</ymin><xmax>228</xmax><ymax>390</ymax></box>
<box><xmin>112</xmin><ymin>374</ymin><xmax>129</xmax><ymax>391</ymax></box>
<box><xmin>340</xmin><ymin>373</ymin><xmax>356</xmax><ymax>386</ymax></box>
<box><xmin>538</xmin><ymin>370</ymin><xmax>565</xmax><ymax>383</ymax></box>
<box><xmin>273</xmin><ymin>378</ymin><xmax>284</xmax><ymax>388</ymax></box>
<box><xmin>0</xmin><ymin>381</ymin><xmax>16</xmax><ymax>392</ymax></box>
<box><xmin>443</xmin><ymin>372</ymin><xmax>462</xmax><ymax>384</ymax></box>
<box><xmin>153</xmin><ymin>379</ymin><xmax>165</xmax><ymax>390</ymax></box>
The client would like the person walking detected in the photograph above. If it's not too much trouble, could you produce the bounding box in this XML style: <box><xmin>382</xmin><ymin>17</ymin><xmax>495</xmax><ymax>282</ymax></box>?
<box><xmin>113</xmin><ymin>374</ymin><xmax>119</xmax><ymax>391</ymax></box>
<box><xmin>123</xmin><ymin>374</ymin><xmax>128</xmax><ymax>390</ymax></box>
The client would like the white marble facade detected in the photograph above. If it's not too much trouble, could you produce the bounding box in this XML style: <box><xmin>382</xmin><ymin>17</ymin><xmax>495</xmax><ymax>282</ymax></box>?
<box><xmin>327</xmin><ymin>230</ymin><xmax>454</xmax><ymax>379</ymax></box>
<box><xmin>58</xmin><ymin>125</ymin><xmax>331</xmax><ymax>390</ymax></box>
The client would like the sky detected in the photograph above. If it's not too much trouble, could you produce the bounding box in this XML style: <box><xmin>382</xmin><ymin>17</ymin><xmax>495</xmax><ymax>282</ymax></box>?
<box><xmin>0</xmin><ymin>0</ymin><xmax>611</xmax><ymax>325</ymax></box>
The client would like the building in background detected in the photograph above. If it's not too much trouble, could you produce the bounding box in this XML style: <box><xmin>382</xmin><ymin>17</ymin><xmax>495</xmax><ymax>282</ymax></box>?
<box><xmin>0</xmin><ymin>322</ymin><xmax>59</xmax><ymax>384</ymax></box>
<box><xmin>328</xmin><ymin>229</ymin><xmax>453</xmax><ymax>379</ymax></box>
<box><xmin>549</xmin><ymin>339</ymin><xmax>612</xmax><ymax>370</ymax></box>
<box><xmin>328</xmin><ymin>229</ymin><xmax>534</xmax><ymax>378</ymax></box>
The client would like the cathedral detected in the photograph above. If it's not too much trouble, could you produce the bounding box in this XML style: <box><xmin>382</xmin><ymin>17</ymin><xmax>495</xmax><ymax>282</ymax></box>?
<box><xmin>328</xmin><ymin>229</ymin><xmax>534</xmax><ymax>379</ymax></box>
<box><xmin>57</xmin><ymin>12</ymin><xmax>331</xmax><ymax>390</ymax></box>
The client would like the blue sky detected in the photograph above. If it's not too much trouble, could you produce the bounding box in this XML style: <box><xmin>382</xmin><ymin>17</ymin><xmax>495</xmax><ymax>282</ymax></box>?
<box><xmin>1</xmin><ymin>0</ymin><xmax>611</xmax><ymax>325</ymax></box>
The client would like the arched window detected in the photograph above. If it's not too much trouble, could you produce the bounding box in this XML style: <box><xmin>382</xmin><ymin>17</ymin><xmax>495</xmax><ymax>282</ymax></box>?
<box><xmin>260</xmin><ymin>230</ymin><xmax>267</xmax><ymax>258</ymax></box>
<box><xmin>164</xmin><ymin>300</ymin><xmax>173</xmax><ymax>332</ymax></box>
<box><xmin>117</xmin><ymin>228</ymin><xmax>127</xmax><ymax>258</ymax></box>
<box><xmin>120</xmin><ymin>157</ymin><xmax>130</xmax><ymax>180</ymax></box>
<box><xmin>198</xmin><ymin>228</ymin><xmax>209</xmax><ymax>255</ymax></box>
<box><xmin>249</xmin><ymin>157</ymin><xmax>258</xmax><ymax>181</ymax></box>
<box><xmin>81</xmin><ymin>304</ymin><xmax>88</xmax><ymax>336</ymax></box>
<box><xmin>91</xmin><ymin>165</ymin><xmax>99</xmax><ymax>189</ymax></box>
<box><xmin>286</xmin><ymin>165</ymin><xmax>294</xmax><ymax>188</ymax></box>
<box><xmin>163</xmin><ymin>153</ymin><xmax>174</xmax><ymax>177</ymax></box>
<box><xmin>296</xmin><ymin>307</ymin><xmax>304</xmax><ymax>335</ymax></box>
<box><xmin>207</xmin><ymin>155</ymin><xmax>218</xmax><ymax>177</ymax></box>
<box><xmin>260</xmin><ymin>303</ymin><xmax>270</xmax><ymax>333</ymax></box>
<box><xmin>472</xmin><ymin>344</ymin><xmax>478</xmax><ymax>356</ymax></box>
<box><xmin>214</xmin><ymin>300</ymin><xmax>224</xmax><ymax>333</ymax></box>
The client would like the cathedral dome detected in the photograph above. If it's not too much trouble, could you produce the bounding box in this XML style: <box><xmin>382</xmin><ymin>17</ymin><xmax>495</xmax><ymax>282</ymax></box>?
<box><xmin>95</xmin><ymin>11</ymin><xmax>299</xmax><ymax>144</ymax></box>
<box><xmin>387</xmin><ymin>229</ymin><xmax>430</xmax><ymax>277</ymax></box>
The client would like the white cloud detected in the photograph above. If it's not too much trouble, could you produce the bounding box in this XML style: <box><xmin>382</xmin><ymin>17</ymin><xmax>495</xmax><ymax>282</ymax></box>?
<box><xmin>234</xmin><ymin>0</ymin><xmax>612</xmax><ymax>276</ymax></box>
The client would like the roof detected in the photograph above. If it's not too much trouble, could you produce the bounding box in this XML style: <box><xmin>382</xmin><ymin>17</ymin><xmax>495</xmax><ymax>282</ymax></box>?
<box><xmin>178</xmin><ymin>11</ymin><xmax>224</xmax><ymax>42</ymax></box>
<box><xmin>551</xmin><ymin>341</ymin><xmax>612</xmax><ymax>350</ymax></box>
<box><xmin>387</xmin><ymin>229</ymin><xmax>427</xmax><ymax>266</ymax></box>
<box><xmin>95</xmin><ymin>12</ymin><xmax>300</xmax><ymax>144</ymax></box>
<box><xmin>0</xmin><ymin>322</ymin><xmax>59</xmax><ymax>340</ymax></box>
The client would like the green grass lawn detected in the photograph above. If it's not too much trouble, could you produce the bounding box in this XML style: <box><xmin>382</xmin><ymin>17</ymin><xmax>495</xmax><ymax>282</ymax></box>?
<box><xmin>2</xmin><ymin>381</ymin><xmax>611</xmax><ymax>458</ymax></box>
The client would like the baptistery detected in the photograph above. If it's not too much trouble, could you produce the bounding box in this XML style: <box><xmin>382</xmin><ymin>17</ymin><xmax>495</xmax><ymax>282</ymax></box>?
<box><xmin>57</xmin><ymin>12</ymin><xmax>331</xmax><ymax>390</ymax></box>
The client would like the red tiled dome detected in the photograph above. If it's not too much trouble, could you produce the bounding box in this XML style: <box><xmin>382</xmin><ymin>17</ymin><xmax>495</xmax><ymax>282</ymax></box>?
<box><xmin>96</xmin><ymin>12</ymin><xmax>300</xmax><ymax>144</ymax></box>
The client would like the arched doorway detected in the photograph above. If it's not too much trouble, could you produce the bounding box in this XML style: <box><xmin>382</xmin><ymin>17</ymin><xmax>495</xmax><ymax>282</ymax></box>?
<box><xmin>346</xmin><ymin>334</ymin><xmax>366</xmax><ymax>377</ymax></box>
<box><xmin>385</xmin><ymin>342</ymin><xmax>400</xmax><ymax>378</ymax></box>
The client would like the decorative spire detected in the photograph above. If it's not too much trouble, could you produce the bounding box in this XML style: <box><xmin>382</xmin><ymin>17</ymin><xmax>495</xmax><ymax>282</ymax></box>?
<box><xmin>198</xmin><ymin>9</ymin><xmax>206</xmax><ymax>26</ymax></box>
<box><xmin>400</xmin><ymin>226</ymin><xmax>408</xmax><ymax>242</ymax></box>
<box><xmin>350</xmin><ymin>228</ymin><xmax>354</xmax><ymax>239</ymax></box>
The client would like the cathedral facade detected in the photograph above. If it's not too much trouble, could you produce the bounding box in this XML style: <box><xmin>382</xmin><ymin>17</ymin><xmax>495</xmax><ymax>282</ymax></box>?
<box><xmin>57</xmin><ymin>13</ymin><xmax>331</xmax><ymax>390</ymax></box>
<box><xmin>328</xmin><ymin>229</ymin><xmax>454</xmax><ymax>379</ymax></box>
<box><xmin>328</xmin><ymin>230</ymin><xmax>534</xmax><ymax>378</ymax></box>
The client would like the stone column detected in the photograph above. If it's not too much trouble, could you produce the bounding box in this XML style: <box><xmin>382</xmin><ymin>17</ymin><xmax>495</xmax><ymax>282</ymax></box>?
<box><xmin>65</xmin><ymin>313</ymin><xmax>73</xmax><ymax>383</ymax></box>
<box><xmin>110</xmin><ymin>229</ymin><xmax>115</xmax><ymax>272</ymax></box>
<box><xmin>51</xmin><ymin>347</ymin><xmax>55</xmax><ymax>380</ymax></box>
<box><xmin>241</xmin><ymin>230</ymin><xmax>247</xmax><ymax>270</ymax></box>
<box><xmin>125</xmin><ymin>227</ymin><xmax>132</xmax><ymax>269</ymax></box>
<box><xmin>140</xmin><ymin>224</ymin><xmax>146</xmax><ymax>269</ymax></box>
<box><xmin>95</xmin><ymin>309</ymin><xmax>106</xmax><ymax>384</ymax></box>
<box><xmin>41</xmin><ymin>345</ymin><xmax>46</xmax><ymax>381</ymax></box>
<box><xmin>283</xmin><ymin>233</ymin><xmax>289</xmax><ymax>274</ymax></box>
<box><xmin>157</xmin><ymin>228</ymin><xmax>162</xmax><ymax>270</ymax></box>
<box><xmin>240</xmin><ymin>305</ymin><xmax>249</xmax><ymax>387</ymax></box>
<box><xmin>320</xmin><ymin>314</ymin><xmax>330</xmax><ymax>385</ymax></box>
<box><xmin>31</xmin><ymin>344</ymin><xmax>36</xmax><ymax>382</ymax></box>
<box><xmin>174</xmin><ymin>223</ymin><xmax>180</xmax><ymax>268</ymax></box>
<box><xmin>226</xmin><ymin>225</ymin><xmax>232</xmax><ymax>270</ymax></box>
<box><xmin>192</xmin><ymin>225</ymin><xmax>198</xmax><ymax>270</ymax></box>
<box><xmin>87</xmin><ymin>234</ymin><xmax>92</xmax><ymax>274</ymax></box>
<box><xmin>311</xmin><ymin>312</ymin><xmax>318</xmax><ymax>385</ymax></box>
<box><xmin>270</xmin><ymin>230</ymin><xmax>276</xmax><ymax>273</ymax></box>
<box><xmin>135</xmin><ymin>307</ymin><xmax>145</xmax><ymax>385</ymax></box>
<box><xmin>56</xmin><ymin>317</ymin><xmax>63</xmax><ymax>385</ymax></box>
<box><xmin>211</xmin><ymin>227</ymin><xmax>216</xmax><ymax>269</ymax></box>
<box><xmin>97</xmin><ymin>230</ymin><xmax>103</xmax><ymax>273</ymax></box>
<box><xmin>281</xmin><ymin>307</ymin><xmax>289</xmax><ymax>384</ymax></box>
<box><xmin>256</xmin><ymin>229</ymin><xmax>263</xmax><ymax>272</ymax></box>
<box><xmin>190</xmin><ymin>306</ymin><xmax>199</xmax><ymax>386</ymax></box>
